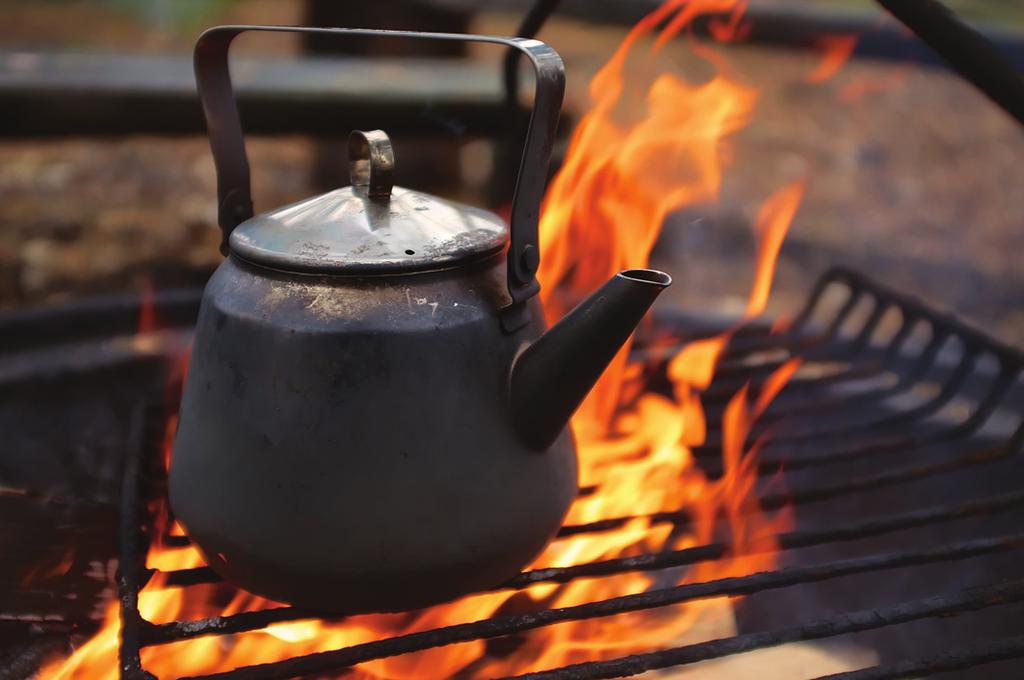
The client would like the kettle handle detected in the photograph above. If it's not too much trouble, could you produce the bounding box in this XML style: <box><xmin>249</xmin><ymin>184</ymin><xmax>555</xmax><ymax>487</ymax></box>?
<box><xmin>194</xmin><ymin>26</ymin><xmax>565</xmax><ymax>330</ymax></box>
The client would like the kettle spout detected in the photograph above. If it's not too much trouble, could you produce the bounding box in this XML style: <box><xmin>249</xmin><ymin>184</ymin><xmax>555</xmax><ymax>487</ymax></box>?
<box><xmin>510</xmin><ymin>269</ymin><xmax>672</xmax><ymax>450</ymax></box>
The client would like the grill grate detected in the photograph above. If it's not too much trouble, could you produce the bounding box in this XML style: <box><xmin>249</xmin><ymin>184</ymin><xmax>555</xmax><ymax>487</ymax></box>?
<box><xmin>117</xmin><ymin>267</ymin><xmax>1024</xmax><ymax>679</ymax></box>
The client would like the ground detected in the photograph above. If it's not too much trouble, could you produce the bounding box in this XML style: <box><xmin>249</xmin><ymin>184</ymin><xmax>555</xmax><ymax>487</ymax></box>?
<box><xmin>1</xmin><ymin>1</ymin><xmax>1022</xmax><ymax>345</ymax></box>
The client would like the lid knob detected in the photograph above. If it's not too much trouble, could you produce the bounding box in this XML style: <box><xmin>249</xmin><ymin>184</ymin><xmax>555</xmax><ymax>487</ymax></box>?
<box><xmin>348</xmin><ymin>129</ymin><xmax>395</xmax><ymax>200</ymax></box>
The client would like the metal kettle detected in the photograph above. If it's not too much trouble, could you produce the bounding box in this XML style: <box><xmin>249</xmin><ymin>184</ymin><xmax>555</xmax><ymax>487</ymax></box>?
<box><xmin>169</xmin><ymin>26</ymin><xmax>671</xmax><ymax>613</ymax></box>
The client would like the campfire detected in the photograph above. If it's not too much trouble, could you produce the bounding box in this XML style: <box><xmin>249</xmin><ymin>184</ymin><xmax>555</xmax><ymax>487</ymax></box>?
<box><xmin>8</xmin><ymin>0</ymin><xmax>1024</xmax><ymax>678</ymax></box>
<box><xmin>41</xmin><ymin>1</ymin><xmax>804</xmax><ymax>676</ymax></box>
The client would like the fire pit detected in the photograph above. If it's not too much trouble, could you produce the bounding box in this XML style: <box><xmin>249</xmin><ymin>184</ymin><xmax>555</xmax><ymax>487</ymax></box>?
<box><xmin>4</xmin><ymin>0</ymin><xmax>1024</xmax><ymax>678</ymax></box>
<box><xmin>5</xmin><ymin>265</ymin><xmax>1023</xmax><ymax>678</ymax></box>
<box><xmin>122</xmin><ymin>266</ymin><xmax>1024</xmax><ymax>677</ymax></box>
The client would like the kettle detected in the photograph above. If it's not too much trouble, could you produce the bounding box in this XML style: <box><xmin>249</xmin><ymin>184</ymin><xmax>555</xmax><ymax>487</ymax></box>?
<box><xmin>170</xmin><ymin>26</ymin><xmax>671</xmax><ymax>613</ymax></box>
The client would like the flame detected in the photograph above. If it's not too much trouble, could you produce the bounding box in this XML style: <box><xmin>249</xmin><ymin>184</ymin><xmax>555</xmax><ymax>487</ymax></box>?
<box><xmin>137</xmin><ymin>278</ymin><xmax>157</xmax><ymax>334</ymax></box>
<box><xmin>806</xmin><ymin>34</ymin><xmax>859</xmax><ymax>84</ymax></box>
<box><xmin>707</xmin><ymin>3</ymin><xmax>751</xmax><ymax>43</ymax></box>
<box><xmin>839</xmin><ymin>63</ymin><xmax>913</xmax><ymax>103</ymax></box>
<box><xmin>40</xmin><ymin>1</ymin><xmax>809</xmax><ymax>676</ymax></box>
<box><xmin>20</xmin><ymin>548</ymin><xmax>74</xmax><ymax>587</ymax></box>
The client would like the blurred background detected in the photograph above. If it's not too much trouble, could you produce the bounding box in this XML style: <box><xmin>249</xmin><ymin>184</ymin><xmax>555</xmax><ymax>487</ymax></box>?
<box><xmin>1</xmin><ymin>0</ymin><xmax>1022</xmax><ymax>341</ymax></box>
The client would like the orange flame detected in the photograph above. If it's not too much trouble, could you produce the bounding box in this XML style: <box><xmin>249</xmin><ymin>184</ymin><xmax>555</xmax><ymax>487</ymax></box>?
<box><xmin>806</xmin><ymin>34</ymin><xmax>859</xmax><ymax>84</ymax></box>
<box><xmin>707</xmin><ymin>1</ymin><xmax>751</xmax><ymax>42</ymax></box>
<box><xmin>40</xmin><ymin>1</ymin><xmax>807</xmax><ymax>676</ymax></box>
<box><xmin>839</xmin><ymin>63</ymin><xmax>913</xmax><ymax>103</ymax></box>
<box><xmin>136</xmin><ymin>278</ymin><xmax>157</xmax><ymax>335</ymax></box>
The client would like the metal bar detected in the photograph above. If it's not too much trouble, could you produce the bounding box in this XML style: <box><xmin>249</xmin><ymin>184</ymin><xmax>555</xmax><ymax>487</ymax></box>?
<box><xmin>874</xmin><ymin>0</ymin><xmax>1024</xmax><ymax>126</ymax></box>
<box><xmin>790</xmin><ymin>266</ymin><xmax>844</xmax><ymax>330</ymax></box>
<box><xmin>746</xmin><ymin>319</ymin><xmax>939</xmax><ymax>433</ymax></box>
<box><xmin>766</xmin><ymin>297</ymin><xmax>894</xmax><ymax>391</ymax></box>
<box><xmin>147</xmin><ymin>485</ymin><xmax>1024</xmax><ymax>645</ymax></box>
<box><xmin>878</xmin><ymin>312</ymin><xmax>920</xmax><ymax>364</ymax></box>
<box><xmin>560</xmin><ymin>480</ymin><xmax>1024</xmax><ymax>545</ymax></box>
<box><xmin>813</xmin><ymin>634</ymin><xmax>1024</xmax><ymax>679</ymax></box>
<box><xmin>748</xmin><ymin>369</ymin><xmax>899</xmax><ymax>433</ymax></box>
<box><xmin>142</xmin><ymin>604</ymin><xmax>335</xmax><ymax>646</ymax></box>
<box><xmin>629</xmin><ymin>327</ymin><xmax>807</xmax><ymax>367</ymax></box>
<box><xmin>718</xmin><ymin>327</ymin><xmax>826</xmax><ymax>362</ymax></box>
<box><xmin>151</xmin><ymin>485</ymin><xmax>1024</xmax><ymax>606</ymax></box>
<box><xmin>0</xmin><ymin>288</ymin><xmax>201</xmax><ymax>355</ymax></box>
<box><xmin>506</xmin><ymin>578</ymin><xmax>1024</xmax><ymax>680</ymax></box>
<box><xmin>779</xmin><ymin>355</ymin><xmax>1012</xmax><ymax>450</ymax></box>
<box><xmin>0</xmin><ymin>50</ymin><xmax>525</xmax><ymax>138</ymax></box>
<box><xmin>761</xmin><ymin>433</ymin><xmax>1021</xmax><ymax>511</ymax></box>
<box><xmin>755</xmin><ymin>311</ymin><xmax>929</xmax><ymax>407</ymax></box>
<box><xmin>741</xmin><ymin>351</ymin><xmax>1017</xmax><ymax>475</ymax></box>
<box><xmin>117</xmin><ymin>409</ymin><xmax>157</xmax><ymax>680</ymax></box>
<box><xmin>752</xmin><ymin>341</ymin><xmax>978</xmax><ymax>448</ymax></box>
<box><xmin>153</xmin><ymin>565</ymin><xmax>221</xmax><ymax>589</ymax></box>
<box><xmin>503</xmin><ymin>0</ymin><xmax>563</xmax><ymax>107</ymax></box>
<box><xmin>418</xmin><ymin>1</ymin><xmax>1024</xmax><ymax>70</ymax></box>
<box><xmin>850</xmin><ymin>296</ymin><xmax>887</xmax><ymax>352</ymax></box>
<box><xmin>525</xmin><ymin>490</ymin><xmax>1024</xmax><ymax>587</ymax></box>
<box><xmin>704</xmin><ymin>307</ymin><xmax>905</xmax><ymax>403</ymax></box>
<box><xmin>826</xmin><ymin>267</ymin><xmax>1024</xmax><ymax>368</ymax></box>
<box><xmin>698</xmin><ymin>273</ymin><xmax>936</xmax><ymax>410</ymax></box>
<box><xmin>813</xmin><ymin>272</ymin><xmax>1024</xmax><ymax>435</ymax></box>
<box><xmin>174</xmin><ymin>539</ymin><xmax>1024</xmax><ymax>679</ymax></box>
<box><xmin>658</xmin><ymin>267</ymin><xmax>867</xmax><ymax>371</ymax></box>
<box><xmin>696</xmin><ymin>423</ymin><xmax>989</xmax><ymax>480</ymax></box>
<box><xmin>773</xmin><ymin>428</ymin><xmax>1024</xmax><ymax>514</ymax></box>
<box><xmin>948</xmin><ymin>366</ymin><xmax>1022</xmax><ymax>436</ymax></box>
<box><xmin>704</xmin><ymin>337</ymin><xmax>878</xmax><ymax>398</ymax></box>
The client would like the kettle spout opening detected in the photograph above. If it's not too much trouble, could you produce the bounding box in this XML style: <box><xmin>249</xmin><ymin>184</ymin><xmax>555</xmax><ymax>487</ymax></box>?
<box><xmin>509</xmin><ymin>268</ymin><xmax>672</xmax><ymax>450</ymax></box>
<box><xmin>618</xmin><ymin>268</ymin><xmax>673</xmax><ymax>288</ymax></box>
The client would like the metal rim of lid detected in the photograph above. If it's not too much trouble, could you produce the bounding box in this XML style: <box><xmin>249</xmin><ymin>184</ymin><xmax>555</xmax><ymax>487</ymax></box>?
<box><xmin>227</xmin><ymin>192</ymin><xmax>509</xmax><ymax>276</ymax></box>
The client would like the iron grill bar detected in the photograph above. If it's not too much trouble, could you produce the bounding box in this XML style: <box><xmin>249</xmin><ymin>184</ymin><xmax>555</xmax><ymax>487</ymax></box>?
<box><xmin>752</xmin><ymin>388</ymin><xmax>1016</xmax><ymax>476</ymax></box>
<box><xmin>697</xmin><ymin>371</ymin><xmax>1016</xmax><ymax>478</ymax></box>
<box><xmin>143</xmin><ymin>386</ymin><xmax>1024</xmax><ymax>602</ymax></box>
<box><xmin>644</xmin><ymin>268</ymin><xmax>867</xmax><ymax>380</ymax></box>
<box><xmin>562</xmin><ymin>433</ymin><xmax>1023</xmax><ymax>534</ymax></box>
<box><xmin>117</xmin><ymin>409</ymin><xmax>155</xmax><ymax>680</ymax></box>
<box><xmin>698</xmin><ymin>421</ymin><xmax>1024</xmax><ymax>500</ymax></box>
<box><xmin>503</xmin><ymin>580</ymin><xmax>1024</xmax><ymax>680</ymax></box>
<box><xmin>825</xmin><ymin>351</ymin><xmax>1010</xmax><ymax>438</ymax></box>
<box><xmin>151</xmin><ymin>475</ymin><xmax>1024</xmax><ymax>595</ymax></box>
<box><xmin>750</xmin><ymin>347</ymin><xmax>981</xmax><ymax>445</ymax></box>
<box><xmin>745</xmin><ymin>348</ymin><xmax>1017</xmax><ymax>451</ymax></box>
<box><xmin>705</xmin><ymin>351</ymin><xmax>894</xmax><ymax>419</ymax></box>
<box><xmin>171</xmin><ymin>538</ymin><xmax>1024</xmax><ymax>680</ymax></box>
<box><xmin>720</xmin><ymin>290</ymin><xmax>915</xmax><ymax>380</ymax></box>
<box><xmin>719</xmin><ymin>319</ymin><xmax>945</xmax><ymax>416</ymax></box>
<box><xmin>135</xmin><ymin>429</ymin><xmax>1024</xmax><ymax>651</ymax></box>
<box><xmin>707</xmin><ymin>347</ymin><xmax>1014</xmax><ymax>456</ymax></box>
<box><xmin>736</xmin><ymin>273</ymin><xmax>1024</xmax><ymax>427</ymax></box>
<box><xmin>142</xmin><ymin>417</ymin><xmax>1024</xmax><ymax>606</ymax></box>
<box><xmin>813</xmin><ymin>634</ymin><xmax>1024</xmax><ymax>680</ymax></box>
<box><xmin>655</xmin><ymin>268</ymin><xmax>1018</xmax><ymax>425</ymax></box>
<box><xmin>519</xmin><ymin>490</ymin><xmax>1024</xmax><ymax>588</ymax></box>
<box><xmin>806</xmin><ymin>267</ymin><xmax>1024</xmax><ymax>367</ymax></box>
<box><xmin>761</xmin><ymin>429</ymin><xmax>1023</xmax><ymax>512</ymax></box>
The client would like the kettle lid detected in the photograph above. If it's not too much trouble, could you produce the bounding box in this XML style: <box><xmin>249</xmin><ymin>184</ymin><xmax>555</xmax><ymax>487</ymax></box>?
<box><xmin>229</xmin><ymin>130</ymin><xmax>507</xmax><ymax>275</ymax></box>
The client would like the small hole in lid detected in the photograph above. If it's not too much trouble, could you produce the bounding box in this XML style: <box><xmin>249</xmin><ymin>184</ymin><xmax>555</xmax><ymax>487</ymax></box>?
<box><xmin>405</xmin><ymin>249</ymin><xmax>415</xmax><ymax>255</ymax></box>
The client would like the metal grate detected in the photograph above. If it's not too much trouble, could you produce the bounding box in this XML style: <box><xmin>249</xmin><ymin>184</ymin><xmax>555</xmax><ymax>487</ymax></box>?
<box><xmin>117</xmin><ymin>266</ymin><xmax>1024</xmax><ymax>679</ymax></box>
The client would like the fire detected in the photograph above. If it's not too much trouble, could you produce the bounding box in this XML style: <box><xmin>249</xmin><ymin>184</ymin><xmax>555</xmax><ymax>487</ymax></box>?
<box><xmin>41</xmin><ymin>1</ymin><xmax>812</xmax><ymax>676</ymax></box>
<box><xmin>806</xmin><ymin>34</ymin><xmax>859</xmax><ymax>83</ymax></box>
<box><xmin>840</xmin><ymin>63</ymin><xmax>913</xmax><ymax>103</ymax></box>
